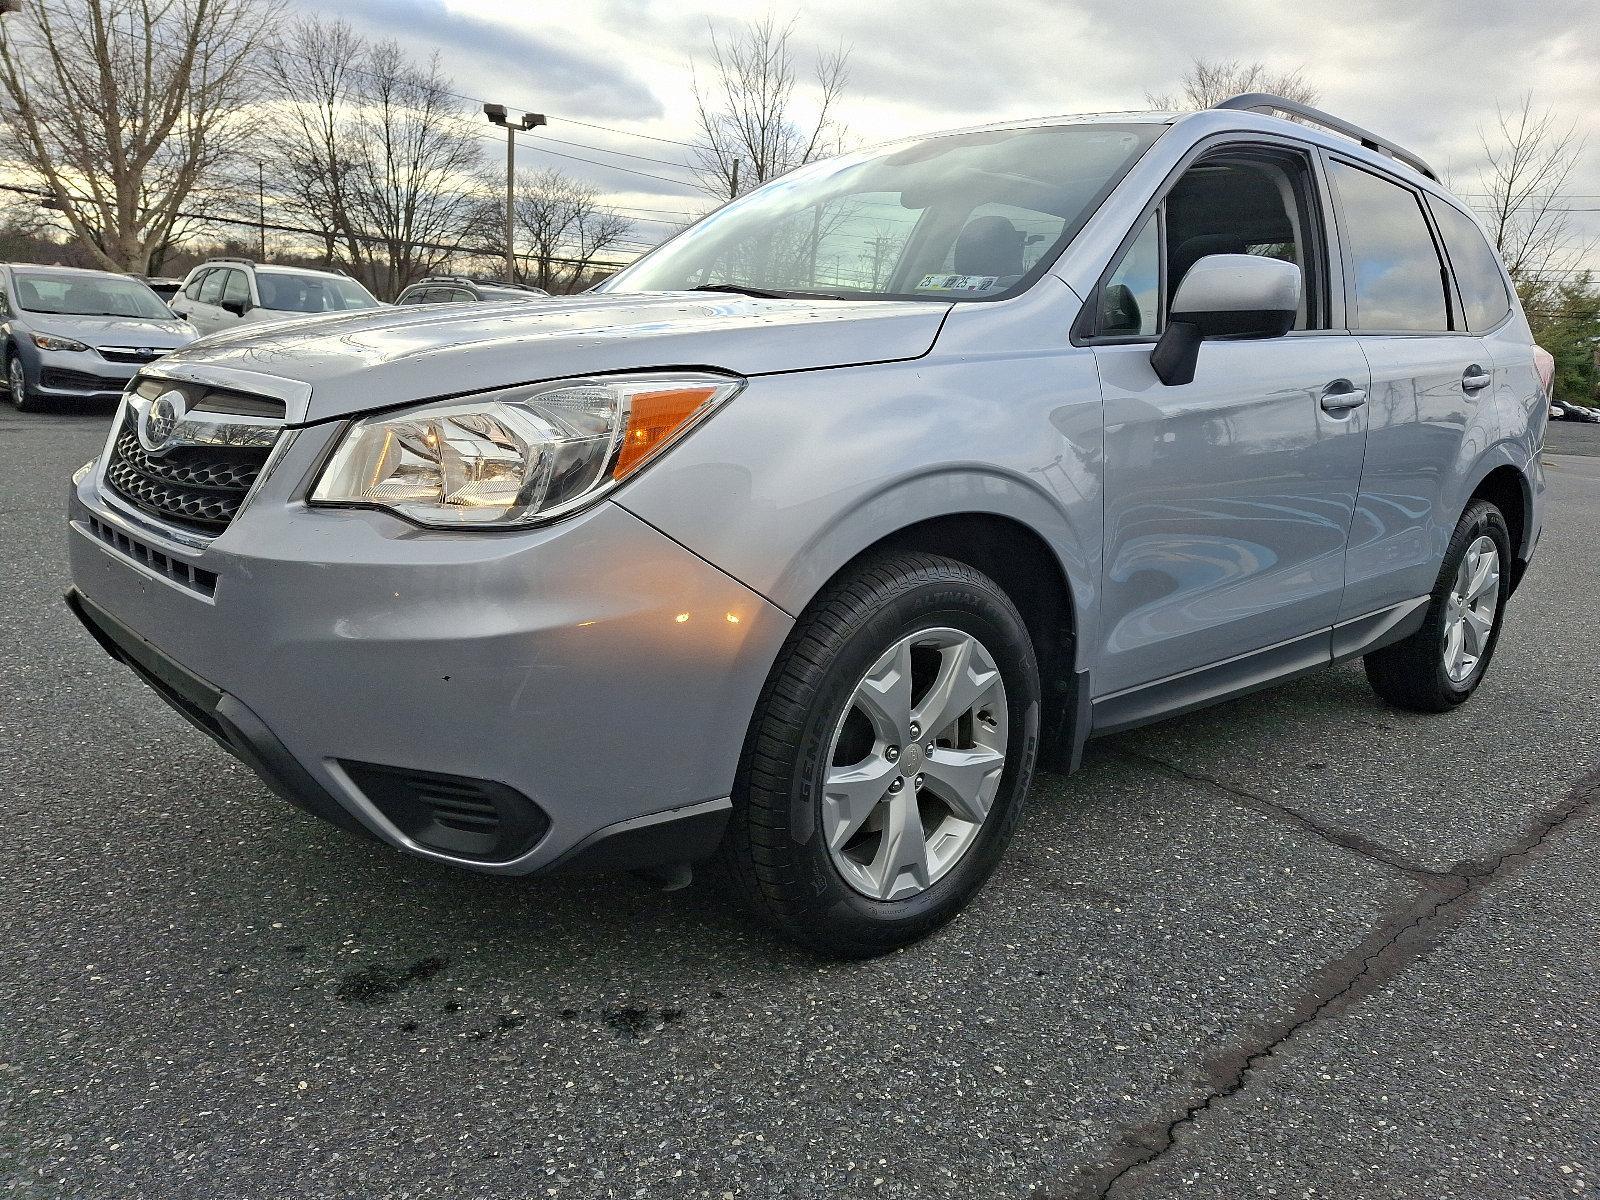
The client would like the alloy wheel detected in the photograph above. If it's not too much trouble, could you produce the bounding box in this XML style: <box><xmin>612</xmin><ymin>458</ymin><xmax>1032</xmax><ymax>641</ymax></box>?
<box><xmin>822</xmin><ymin>626</ymin><xmax>1009</xmax><ymax>901</ymax></box>
<box><xmin>1443</xmin><ymin>534</ymin><xmax>1500</xmax><ymax>683</ymax></box>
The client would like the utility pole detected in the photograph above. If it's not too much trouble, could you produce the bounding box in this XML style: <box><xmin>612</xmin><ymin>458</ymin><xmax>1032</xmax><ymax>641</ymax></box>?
<box><xmin>257</xmin><ymin>162</ymin><xmax>266</xmax><ymax>260</ymax></box>
<box><xmin>484</xmin><ymin>103</ymin><xmax>546</xmax><ymax>282</ymax></box>
<box><xmin>730</xmin><ymin>159</ymin><xmax>739</xmax><ymax>200</ymax></box>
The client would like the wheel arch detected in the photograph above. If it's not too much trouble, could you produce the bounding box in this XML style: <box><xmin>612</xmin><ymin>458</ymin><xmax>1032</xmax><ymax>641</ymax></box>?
<box><xmin>1467</xmin><ymin>460</ymin><xmax>1533</xmax><ymax>593</ymax></box>
<box><xmin>794</xmin><ymin>509</ymin><xmax>1090</xmax><ymax>772</ymax></box>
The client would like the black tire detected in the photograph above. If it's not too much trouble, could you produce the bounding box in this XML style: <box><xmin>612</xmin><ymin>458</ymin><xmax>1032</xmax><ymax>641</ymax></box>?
<box><xmin>5</xmin><ymin>351</ymin><xmax>39</xmax><ymax>413</ymax></box>
<box><xmin>719</xmin><ymin>551</ymin><xmax>1041</xmax><ymax>958</ymax></box>
<box><xmin>1364</xmin><ymin>499</ymin><xmax>1512</xmax><ymax>712</ymax></box>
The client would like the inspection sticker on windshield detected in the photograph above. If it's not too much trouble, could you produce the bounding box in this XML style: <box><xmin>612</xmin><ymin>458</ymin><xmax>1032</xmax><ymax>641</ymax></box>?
<box><xmin>917</xmin><ymin>273</ymin><xmax>998</xmax><ymax>293</ymax></box>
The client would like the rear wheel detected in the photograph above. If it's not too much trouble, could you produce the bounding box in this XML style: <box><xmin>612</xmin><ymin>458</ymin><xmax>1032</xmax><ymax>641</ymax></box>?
<box><xmin>1364</xmin><ymin>499</ymin><xmax>1511</xmax><ymax>711</ymax></box>
<box><xmin>720</xmin><ymin>552</ymin><xmax>1041</xmax><ymax>958</ymax></box>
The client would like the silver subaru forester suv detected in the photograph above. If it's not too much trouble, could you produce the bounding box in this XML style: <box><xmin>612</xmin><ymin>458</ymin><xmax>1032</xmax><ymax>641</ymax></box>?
<box><xmin>67</xmin><ymin>95</ymin><xmax>1545</xmax><ymax>957</ymax></box>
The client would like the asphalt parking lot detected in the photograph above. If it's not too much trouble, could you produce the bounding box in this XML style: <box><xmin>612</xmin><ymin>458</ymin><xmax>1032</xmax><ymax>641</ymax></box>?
<box><xmin>4</xmin><ymin>404</ymin><xmax>1598</xmax><ymax>1199</ymax></box>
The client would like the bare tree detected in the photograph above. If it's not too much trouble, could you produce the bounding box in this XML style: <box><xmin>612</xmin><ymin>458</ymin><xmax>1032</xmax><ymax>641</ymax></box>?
<box><xmin>0</xmin><ymin>0</ymin><xmax>278</xmax><ymax>275</ymax></box>
<box><xmin>1477</xmin><ymin>94</ymin><xmax>1592</xmax><ymax>284</ymax></box>
<box><xmin>498</xmin><ymin>168</ymin><xmax>634</xmax><ymax>291</ymax></box>
<box><xmin>1145</xmin><ymin>58</ymin><xmax>1319</xmax><ymax>111</ymax></box>
<box><xmin>346</xmin><ymin>41</ymin><xmax>484</xmax><ymax>293</ymax></box>
<box><xmin>260</xmin><ymin>16</ymin><xmax>367</xmax><ymax>268</ymax></box>
<box><xmin>689</xmin><ymin>14</ymin><xmax>849</xmax><ymax>200</ymax></box>
<box><xmin>260</xmin><ymin>16</ymin><xmax>485</xmax><ymax>295</ymax></box>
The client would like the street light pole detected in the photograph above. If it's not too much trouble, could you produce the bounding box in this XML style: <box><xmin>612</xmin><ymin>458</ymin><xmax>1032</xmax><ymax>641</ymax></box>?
<box><xmin>483</xmin><ymin>103</ymin><xmax>546</xmax><ymax>283</ymax></box>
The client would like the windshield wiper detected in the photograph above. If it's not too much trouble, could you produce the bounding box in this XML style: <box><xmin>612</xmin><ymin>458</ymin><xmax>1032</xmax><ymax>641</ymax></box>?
<box><xmin>689</xmin><ymin>283</ymin><xmax>785</xmax><ymax>299</ymax></box>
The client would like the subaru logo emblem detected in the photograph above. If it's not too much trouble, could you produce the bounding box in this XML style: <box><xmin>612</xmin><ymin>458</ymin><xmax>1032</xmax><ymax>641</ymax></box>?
<box><xmin>138</xmin><ymin>390</ymin><xmax>185</xmax><ymax>453</ymax></box>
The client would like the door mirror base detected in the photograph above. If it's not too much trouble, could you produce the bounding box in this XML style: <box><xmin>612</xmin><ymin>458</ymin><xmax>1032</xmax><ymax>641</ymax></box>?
<box><xmin>1150</xmin><ymin>321</ymin><xmax>1202</xmax><ymax>386</ymax></box>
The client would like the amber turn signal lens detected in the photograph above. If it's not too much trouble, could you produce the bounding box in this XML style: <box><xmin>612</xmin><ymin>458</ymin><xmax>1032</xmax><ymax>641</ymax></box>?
<box><xmin>613</xmin><ymin>387</ymin><xmax>718</xmax><ymax>479</ymax></box>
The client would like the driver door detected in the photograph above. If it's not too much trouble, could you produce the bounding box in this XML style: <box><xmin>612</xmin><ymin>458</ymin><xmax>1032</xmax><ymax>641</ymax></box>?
<box><xmin>1087</xmin><ymin>141</ymin><xmax>1371</xmax><ymax>713</ymax></box>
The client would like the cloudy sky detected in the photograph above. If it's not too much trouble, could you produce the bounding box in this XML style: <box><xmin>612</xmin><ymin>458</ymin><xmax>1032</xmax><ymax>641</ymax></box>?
<box><xmin>318</xmin><ymin>0</ymin><xmax>1600</xmax><ymax>269</ymax></box>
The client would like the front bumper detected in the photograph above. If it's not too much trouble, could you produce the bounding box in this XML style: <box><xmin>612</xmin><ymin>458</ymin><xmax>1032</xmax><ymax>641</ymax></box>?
<box><xmin>28</xmin><ymin>346</ymin><xmax>144</xmax><ymax>399</ymax></box>
<box><xmin>67</xmin><ymin>434</ymin><xmax>792</xmax><ymax>875</ymax></box>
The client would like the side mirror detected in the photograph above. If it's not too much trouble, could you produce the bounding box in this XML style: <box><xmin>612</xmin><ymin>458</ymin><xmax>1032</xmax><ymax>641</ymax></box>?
<box><xmin>220</xmin><ymin>296</ymin><xmax>251</xmax><ymax>317</ymax></box>
<box><xmin>1150</xmin><ymin>254</ymin><xmax>1301</xmax><ymax>386</ymax></box>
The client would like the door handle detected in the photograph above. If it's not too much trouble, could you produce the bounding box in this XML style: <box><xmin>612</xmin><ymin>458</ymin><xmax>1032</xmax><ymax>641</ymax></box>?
<box><xmin>1319</xmin><ymin>381</ymin><xmax>1367</xmax><ymax>414</ymax></box>
<box><xmin>1462</xmin><ymin>365</ymin><xmax>1492</xmax><ymax>392</ymax></box>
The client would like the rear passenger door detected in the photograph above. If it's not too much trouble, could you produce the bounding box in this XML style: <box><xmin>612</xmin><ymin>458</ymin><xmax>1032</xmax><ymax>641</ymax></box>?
<box><xmin>1090</xmin><ymin>140</ymin><xmax>1372</xmax><ymax>703</ymax></box>
<box><xmin>1325</xmin><ymin>158</ymin><xmax>1496</xmax><ymax>621</ymax></box>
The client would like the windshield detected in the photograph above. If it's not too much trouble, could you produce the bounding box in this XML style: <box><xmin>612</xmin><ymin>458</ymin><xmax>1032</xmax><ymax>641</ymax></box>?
<box><xmin>257</xmin><ymin>271</ymin><xmax>379</xmax><ymax>313</ymax></box>
<box><xmin>14</xmin><ymin>271</ymin><xmax>174</xmax><ymax>320</ymax></box>
<box><xmin>604</xmin><ymin>123</ymin><xmax>1162</xmax><ymax>302</ymax></box>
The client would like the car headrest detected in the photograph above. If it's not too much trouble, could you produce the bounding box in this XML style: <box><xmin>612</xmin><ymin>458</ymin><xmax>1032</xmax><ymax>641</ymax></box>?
<box><xmin>953</xmin><ymin>215</ymin><xmax>1026</xmax><ymax>279</ymax></box>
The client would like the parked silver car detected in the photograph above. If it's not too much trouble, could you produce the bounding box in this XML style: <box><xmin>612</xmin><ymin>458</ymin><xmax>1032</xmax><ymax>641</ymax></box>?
<box><xmin>66</xmin><ymin>95</ymin><xmax>1544</xmax><ymax>956</ymax></box>
<box><xmin>2</xmin><ymin>265</ymin><xmax>195</xmax><ymax>411</ymax></box>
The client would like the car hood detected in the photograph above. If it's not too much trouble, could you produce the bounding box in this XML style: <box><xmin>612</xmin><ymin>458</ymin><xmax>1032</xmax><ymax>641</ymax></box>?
<box><xmin>25</xmin><ymin>313</ymin><xmax>193</xmax><ymax>347</ymax></box>
<box><xmin>150</xmin><ymin>292</ymin><xmax>951</xmax><ymax>422</ymax></box>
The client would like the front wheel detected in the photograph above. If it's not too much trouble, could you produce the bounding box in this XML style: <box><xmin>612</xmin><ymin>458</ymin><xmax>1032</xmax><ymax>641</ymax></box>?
<box><xmin>1364</xmin><ymin>499</ymin><xmax>1512</xmax><ymax>712</ymax></box>
<box><xmin>5</xmin><ymin>354</ymin><xmax>39</xmax><ymax>412</ymax></box>
<box><xmin>720</xmin><ymin>552</ymin><xmax>1041</xmax><ymax>958</ymax></box>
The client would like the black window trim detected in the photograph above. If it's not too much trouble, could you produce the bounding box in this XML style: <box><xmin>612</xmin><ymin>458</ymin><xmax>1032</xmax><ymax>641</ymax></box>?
<box><xmin>1072</xmin><ymin>131</ymin><xmax>1345</xmax><ymax>347</ymax></box>
<box><xmin>1322</xmin><ymin>151</ymin><xmax>1463</xmax><ymax>337</ymax></box>
<box><xmin>1423</xmin><ymin>193</ymin><xmax>1517</xmax><ymax>336</ymax></box>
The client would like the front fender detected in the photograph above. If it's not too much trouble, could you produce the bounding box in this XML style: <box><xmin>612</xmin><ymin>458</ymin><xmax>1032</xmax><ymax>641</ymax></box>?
<box><xmin>613</xmin><ymin>340</ymin><xmax>1105</xmax><ymax>668</ymax></box>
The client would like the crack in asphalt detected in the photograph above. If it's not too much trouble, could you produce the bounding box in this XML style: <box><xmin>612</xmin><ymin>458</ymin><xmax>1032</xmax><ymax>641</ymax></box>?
<box><xmin>1118</xmin><ymin>747</ymin><xmax>1453</xmax><ymax>881</ymax></box>
<box><xmin>1050</xmin><ymin>759</ymin><xmax>1600</xmax><ymax>1200</ymax></box>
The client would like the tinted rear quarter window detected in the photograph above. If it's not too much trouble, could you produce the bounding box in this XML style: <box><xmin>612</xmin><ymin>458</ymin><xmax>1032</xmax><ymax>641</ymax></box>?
<box><xmin>1427</xmin><ymin>197</ymin><xmax>1513</xmax><ymax>331</ymax></box>
<box><xmin>1328</xmin><ymin>160</ymin><xmax>1450</xmax><ymax>332</ymax></box>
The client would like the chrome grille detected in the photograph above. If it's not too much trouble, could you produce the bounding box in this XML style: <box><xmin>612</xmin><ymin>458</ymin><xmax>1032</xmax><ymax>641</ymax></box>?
<box><xmin>101</xmin><ymin>381</ymin><xmax>284</xmax><ymax>535</ymax></box>
<box><xmin>97</xmin><ymin>346</ymin><xmax>172</xmax><ymax>365</ymax></box>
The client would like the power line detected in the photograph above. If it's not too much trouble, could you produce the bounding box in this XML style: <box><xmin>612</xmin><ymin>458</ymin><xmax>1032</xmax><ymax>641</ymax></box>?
<box><xmin>0</xmin><ymin>180</ymin><xmax>641</xmax><ymax>272</ymax></box>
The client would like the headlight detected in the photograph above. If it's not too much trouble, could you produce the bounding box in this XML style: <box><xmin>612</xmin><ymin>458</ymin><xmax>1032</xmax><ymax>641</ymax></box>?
<box><xmin>310</xmin><ymin>372</ymin><xmax>742</xmax><ymax>528</ymax></box>
<box><xmin>32</xmin><ymin>332</ymin><xmax>89</xmax><ymax>352</ymax></box>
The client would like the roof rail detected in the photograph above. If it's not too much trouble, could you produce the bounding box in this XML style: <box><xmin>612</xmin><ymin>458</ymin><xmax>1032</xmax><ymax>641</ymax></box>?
<box><xmin>1212</xmin><ymin>92</ymin><xmax>1439</xmax><ymax>182</ymax></box>
<box><xmin>416</xmin><ymin>274</ymin><xmax>476</xmax><ymax>286</ymax></box>
<box><xmin>208</xmin><ymin>255</ymin><xmax>256</xmax><ymax>267</ymax></box>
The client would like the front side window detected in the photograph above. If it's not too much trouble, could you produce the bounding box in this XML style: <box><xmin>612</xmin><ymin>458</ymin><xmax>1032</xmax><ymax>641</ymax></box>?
<box><xmin>12</xmin><ymin>271</ymin><xmax>174</xmax><ymax>319</ymax></box>
<box><xmin>604</xmin><ymin>123</ymin><xmax>1162</xmax><ymax>302</ymax></box>
<box><xmin>1427</xmin><ymin>197</ymin><xmax>1513</xmax><ymax>331</ymax></box>
<box><xmin>1094</xmin><ymin>146</ymin><xmax>1326</xmax><ymax>337</ymax></box>
<box><xmin>1328</xmin><ymin>160</ymin><xmax>1450</xmax><ymax>332</ymax></box>
<box><xmin>197</xmin><ymin>270</ymin><xmax>226</xmax><ymax>305</ymax></box>
<box><xmin>1100</xmin><ymin>214</ymin><xmax>1160</xmax><ymax>336</ymax></box>
<box><xmin>256</xmin><ymin>272</ymin><xmax>379</xmax><ymax>313</ymax></box>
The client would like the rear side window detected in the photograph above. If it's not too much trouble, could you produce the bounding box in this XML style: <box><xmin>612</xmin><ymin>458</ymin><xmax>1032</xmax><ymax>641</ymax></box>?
<box><xmin>183</xmin><ymin>269</ymin><xmax>210</xmax><ymax>301</ymax></box>
<box><xmin>397</xmin><ymin>288</ymin><xmax>431</xmax><ymax>305</ymax></box>
<box><xmin>1428</xmin><ymin>198</ymin><xmax>1513</xmax><ymax>331</ymax></box>
<box><xmin>1328</xmin><ymin>161</ymin><xmax>1450</xmax><ymax>332</ymax></box>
